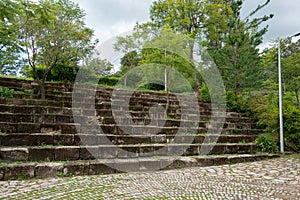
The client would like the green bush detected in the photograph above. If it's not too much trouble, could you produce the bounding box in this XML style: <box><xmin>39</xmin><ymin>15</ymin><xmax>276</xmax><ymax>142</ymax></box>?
<box><xmin>171</xmin><ymin>84</ymin><xmax>192</xmax><ymax>94</ymax></box>
<box><xmin>75</xmin><ymin>67</ymin><xmax>98</xmax><ymax>84</ymax></box>
<box><xmin>98</xmin><ymin>76</ymin><xmax>120</xmax><ymax>86</ymax></box>
<box><xmin>287</xmin><ymin>133</ymin><xmax>300</xmax><ymax>152</ymax></box>
<box><xmin>256</xmin><ymin>134</ymin><xmax>278</xmax><ymax>153</ymax></box>
<box><xmin>251</xmin><ymin>92</ymin><xmax>300</xmax><ymax>152</ymax></box>
<box><xmin>50</xmin><ymin>64</ymin><xmax>79</xmax><ymax>83</ymax></box>
<box><xmin>199</xmin><ymin>85</ymin><xmax>211</xmax><ymax>102</ymax></box>
<box><xmin>28</xmin><ymin>64</ymin><xmax>79</xmax><ymax>83</ymax></box>
<box><xmin>226</xmin><ymin>90</ymin><xmax>236</xmax><ymax>111</ymax></box>
<box><xmin>0</xmin><ymin>87</ymin><xmax>14</xmax><ymax>98</ymax></box>
<box><xmin>138</xmin><ymin>82</ymin><xmax>165</xmax><ymax>91</ymax></box>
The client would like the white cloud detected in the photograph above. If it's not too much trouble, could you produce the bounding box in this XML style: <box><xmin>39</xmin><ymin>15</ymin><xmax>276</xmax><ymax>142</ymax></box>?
<box><xmin>72</xmin><ymin>0</ymin><xmax>300</xmax><ymax>49</ymax></box>
<box><xmin>72</xmin><ymin>0</ymin><xmax>152</xmax><ymax>42</ymax></box>
<box><xmin>242</xmin><ymin>0</ymin><xmax>300</xmax><ymax>44</ymax></box>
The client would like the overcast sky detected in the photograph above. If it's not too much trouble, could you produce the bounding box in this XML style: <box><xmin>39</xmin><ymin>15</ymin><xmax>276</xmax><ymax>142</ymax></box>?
<box><xmin>71</xmin><ymin>0</ymin><xmax>300</xmax><ymax>50</ymax></box>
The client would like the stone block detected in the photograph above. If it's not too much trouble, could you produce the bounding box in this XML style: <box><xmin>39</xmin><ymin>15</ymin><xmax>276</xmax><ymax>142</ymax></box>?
<box><xmin>213</xmin><ymin>156</ymin><xmax>230</xmax><ymax>165</ymax></box>
<box><xmin>168</xmin><ymin>145</ymin><xmax>184</xmax><ymax>156</ymax></box>
<box><xmin>4</xmin><ymin>163</ymin><xmax>35</xmax><ymax>180</ymax></box>
<box><xmin>153</xmin><ymin>145</ymin><xmax>168</xmax><ymax>156</ymax></box>
<box><xmin>151</xmin><ymin>135</ymin><xmax>167</xmax><ymax>143</ymax></box>
<box><xmin>210</xmin><ymin>145</ymin><xmax>226</xmax><ymax>155</ymax></box>
<box><xmin>61</xmin><ymin>124</ymin><xmax>78</xmax><ymax>134</ymax></box>
<box><xmin>228</xmin><ymin>155</ymin><xmax>245</xmax><ymax>164</ymax></box>
<box><xmin>139</xmin><ymin>145</ymin><xmax>154</xmax><ymax>157</ymax></box>
<box><xmin>98</xmin><ymin>146</ymin><xmax>118</xmax><ymax>159</ymax></box>
<box><xmin>0</xmin><ymin>148</ymin><xmax>29</xmax><ymax>161</ymax></box>
<box><xmin>29</xmin><ymin>147</ymin><xmax>55</xmax><ymax>161</ymax></box>
<box><xmin>165</xmin><ymin>157</ymin><xmax>197</xmax><ymax>170</ymax></box>
<box><xmin>139</xmin><ymin>158</ymin><xmax>162</xmax><ymax>172</ymax></box>
<box><xmin>75</xmin><ymin>135</ymin><xmax>98</xmax><ymax>146</ymax></box>
<box><xmin>89</xmin><ymin>160</ymin><xmax>115</xmax><ymax>175</ymax></box>
<box><xmin>183</xmin><ymin>145</ymin><xmax>199</xmax><ymax>156</ymax></box>
<box><xmin>115</xmin><ymin>159</ymin><xmax>140</xmax><ymax>173</ymax></box>
<box><xmin>118</xmin><ymin>146</ymin><xmax>139</xmax><ymax>158</ymax></box>
<box><xmin>0</xmin><ymin>166</ymin><xmax>5</xmax><ymax>181</ymax></box>
<box><xmin>54</xmin><ymin>134</ymin><xmax>74</xmax><ymax>146</ymax></box>
<box><xmin>35</xmin><ymin>163</ymin><xmax>63</xmax><ymax>178</ymax></box>
<box><xmin>54</xmin><ymin>147</ymin><xmax>80</xmax><ymax>161</ymax></box>
<box><xmin>63</xmin><ymin>161</ymin><xmax>89</xmax><ymax>176</ymax></box>
<box><xmin>80</xmin><ymin>146</ymin><xmax>99</xmax><ymax>160</ymax></box>
<box><xmin>195</xmin><ymin>157</ymin><xmax>214</xmax><ymax>167</ymax></box>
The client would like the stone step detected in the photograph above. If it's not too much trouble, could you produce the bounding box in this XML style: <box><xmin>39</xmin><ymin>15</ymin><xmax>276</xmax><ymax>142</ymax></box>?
<box><xmin>0</xmin><ymin>98</ymin><xmax>70</xmax><ymax>108</ymax></box>
<box><xmin>0</xmin><ymin>122</ymin><xmax>261</xmax><ymax>135</ymax></box>
<box><xmin>0</xmin><ymin>113</ymin><xmax>257</xmax><ymax>130</ymax></box>
<box><xmin>0</xmin><ymin>154</ymin><xmax>280</xmax><ymax>180</ymax></box>
<box><xmin>0</xmin><ymin>105</ymin><xmax>78</xmax><ymax>116</ymax></box>
<box><xmin>0</xmin><ymin>133</ymin><xmax>256</xmax><ymax>146</ymax></box>
<box><xmin>0</xmin><ymin>98</ymin><xmax>234</xmax><ymax>119</ymax></box>
<box><xmin>0</xmin><ymin>143</ymin><xmax>257</xmax><ymax>162</ymax></box>
<box><xmin>0</xmin><ymin>103</ymin><xmax>255</xmax><ymax>126</ymax></box>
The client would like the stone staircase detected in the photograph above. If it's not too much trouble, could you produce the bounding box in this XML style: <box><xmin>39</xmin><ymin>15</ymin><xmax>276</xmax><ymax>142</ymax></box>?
<box><xmin>0</xmin><ymin>77</ymin><xmax>278</xmax><ymax>180</ymax></box>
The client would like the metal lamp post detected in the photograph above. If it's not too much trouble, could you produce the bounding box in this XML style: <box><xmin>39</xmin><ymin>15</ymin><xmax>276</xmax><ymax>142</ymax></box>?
<box><xmin>278</xmin><ymin>32</ymin><xmax>300</xmax><ymax>154</ymax></box>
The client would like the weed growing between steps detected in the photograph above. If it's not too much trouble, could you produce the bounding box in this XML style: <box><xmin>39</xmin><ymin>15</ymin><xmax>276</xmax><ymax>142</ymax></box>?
<box><xmin>0</xmin><ymin>87</ymin><xmax>14</xmax><ymax>98</ymax></box>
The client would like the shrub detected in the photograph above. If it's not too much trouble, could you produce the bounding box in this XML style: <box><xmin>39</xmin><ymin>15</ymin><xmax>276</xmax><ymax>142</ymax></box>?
<box><xmin>28</xmin><ymin>64</ymin><xmax>79</xmax><ymax>83</ymax></box>
<box><xmin>199</xmin><ymin>85</ymin><xmax>211</xmax><ymax>102</ymax></box>
<box><xmin>256</xmin><ymin>134</ymin><xmax>278</xmax><ymax>153</ymax></box>
<box><xmin>141</xmin><ymin>82</ymin><xmax>165</xmax><ymax>91</ymax></box>
<box><xmin>226</xmin><ymin>90</ymin><xmax>236</xmax><ymax>111</ymax></box>
<box><xmin>252</xmin><ymin>92</ymin><xmax>300</xmax><ymax>152</ymax></box>
<box><xmin>98</xmin><ymin>76</ymin><xmax>120</xmax><ymax>86</ymax></box>
<box><xmin>287</xmin><ymin>133</ymin><xmax>300</xmax><ymax>152</ymax></box>
<box><xmin>0</xmin><ymin>87</ymin><xmax>14</xmax><ymax>98</ymax></box>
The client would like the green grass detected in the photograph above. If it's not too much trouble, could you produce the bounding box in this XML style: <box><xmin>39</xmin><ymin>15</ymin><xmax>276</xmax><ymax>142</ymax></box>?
<box><xmin>0</xmin><ymin>131</ymin><xmax>7</xmax><ymax>136</ymax></box>
<box><xmin>281</xmin><ymin>154</ymin><xmax>300</xmax><ymax>159</ymax></box>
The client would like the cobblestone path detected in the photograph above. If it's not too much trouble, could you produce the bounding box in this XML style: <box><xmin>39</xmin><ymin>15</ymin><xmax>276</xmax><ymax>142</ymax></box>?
<box><xmin>1</xmin><ymin>157</ymin><xmax>299</xmax><ymax>200</ymax></box>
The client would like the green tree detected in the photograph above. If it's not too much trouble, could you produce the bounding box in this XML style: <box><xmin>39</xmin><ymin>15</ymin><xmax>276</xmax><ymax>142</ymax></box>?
<box><xmin>282</xmin><ymin>52</ymin><xmax>300</xmax><ymax>106</ymax></box>
<box><xmin>83</xmin><ymin>52</ymin><xmax>113</xmax><ymax>77</ymax></box>
<box><xmin>141</xmin><ymin>26</ymin><xmax>197</xmax><ymax>89</ymax></box>
<box><xmin>18</xmin><ymin>0</ymin><xmax>97</xmax><ymax>98</ymax></box>
<box><xmin>146</xmin><ymin>0</ymin><xmax>208</xmax><ymax>96</ymax></box>
<box><xmin>207</xmin><ymin>0</ymin><xmax>273</xmax><ymax>98</ymax></box>
<box><xmin>0</xmin><ymin>0</ymin><xmax>22</xmax><ymax>75</ymax></box>
<box><xmin>114</xmin><ymin>33</ymin><xmax>143</xmax><ymax>87</ymax></box>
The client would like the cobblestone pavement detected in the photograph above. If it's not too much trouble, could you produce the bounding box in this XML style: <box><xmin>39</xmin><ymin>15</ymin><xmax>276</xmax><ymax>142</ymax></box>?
<box><xmin>0</xmin><ymin>157</ymin><xmax>299</xmax><ymax>200</ymax></box>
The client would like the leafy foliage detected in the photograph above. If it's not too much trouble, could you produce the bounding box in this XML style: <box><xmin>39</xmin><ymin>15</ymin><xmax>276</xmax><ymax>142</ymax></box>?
<box><xmin>0</xmin><ymin>87</ymin><xmax>14</xmax><ymax>98</ymax></box>
<box><xmin>98</xmin><ymin>76</ymin><xmax>120</xmax><ymax>86</ymax></box>
<box><xmin>17</xmin><ymin>0</ymin><xmax>97</xmax><ymax>98</ymax></box>
<box><xmin>256</xmin><ymin>134</ymin><xmax>278</xmax><ymax>153</ymax></box>
<box><xmin>0</xmin><ymin>0</ymin><xmax>22</xmax><ymax>75</ymax></box>
<box><xmin>28</xmin><ymin>64</ymin><xmax>79</xmax><ymax>83</ymax></box>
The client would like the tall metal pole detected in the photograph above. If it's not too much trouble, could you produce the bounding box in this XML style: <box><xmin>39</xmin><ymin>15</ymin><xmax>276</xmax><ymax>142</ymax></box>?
<box><xmin>164</xmin><ymin>49</ymin><xmax>167</xmax><ymax>92</ymax></box>
<box><xmin>278</xmin><ymin>40</ymin><xmax>284</xmax><ymax>153</ymax></box>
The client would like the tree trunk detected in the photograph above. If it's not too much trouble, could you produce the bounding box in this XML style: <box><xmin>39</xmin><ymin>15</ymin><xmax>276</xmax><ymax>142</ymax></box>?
<box><xmin>189</xmin><ymin>41</ymin><xmax>200</xmax><ymax>97</ymax></box>
<box><xmin>233</xmin><ymin>42</ymin><xmax>238</xmax><ymax>100</ymax></box>
<box><xmin>193</xmin><ymin>73</ymin><xmax>200</xmax><ymax>97</ymax></box>
<box><xmin>39</xmin><ymin>80</ymin><xmax>46</xmax><ymax>99</ymax></box>
<box><xmin>124</xmin><ymin>74</ymin><xmax>127</xmax><ymax>88</ymax></box>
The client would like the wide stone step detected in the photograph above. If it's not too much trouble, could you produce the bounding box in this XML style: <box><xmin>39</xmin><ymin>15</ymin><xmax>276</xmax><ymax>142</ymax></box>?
<box><xmin>0</xmin><ymin>133</ymin><xmax>256</xmax><ymax>146</ymax></box>
<box><xmin>0</xmin><ymin>122</ymin><xmax>261</xmax><ymax>135</ymax></box>
<box><xmin>0</xmin><ymin>154</ymin><xmax>280</xmax><ymax>180</ymax></box>
<box><xmin>0</xmin><ymin>103</ymin><xmax>255</xmax><ymax>127</ymax></box>
<box><xmin>0</xmin><ymin>113</ymin><xmax>257</xmax><ymax>130</ymax></box>
<box><xmin>100</xmin><ymin>117</ymin><xmax>256</xmax><ymax>129</ymax></box>
<box><xmin>0</xmin><ymin>98</ymin><xmax>70</xmax><ymax>108</ymax></box>
<box><xmin>85</xmin><ymin>124</ymin><xmax>261</xmax><ymax>136</ymax></box>
<box><xmin>0</xmin><ymin>104</ymin><xmax>87</xmax><ymax>116</ymax></box>
<box><xmin>0</xmin><ymin>143</ymin><xmax>257</xmax><ymax>162</ymax></box>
